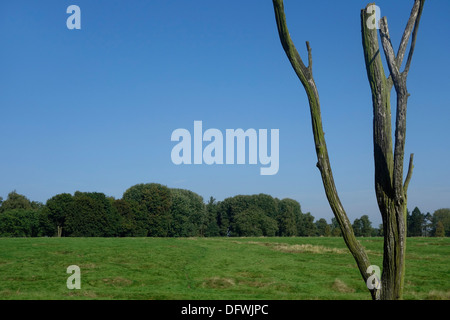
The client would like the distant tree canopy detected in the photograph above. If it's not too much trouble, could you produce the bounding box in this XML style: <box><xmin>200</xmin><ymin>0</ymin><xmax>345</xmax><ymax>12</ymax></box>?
<box><xmin>0</xmin><ymin>186</ymin><xmax>448</xmax><ymax>238</ymax></box>
<box><xmin>0</xmin><ymin>191</ymin><xmax>41</xmax><ymax>213</ymax></box>
<box><xmin>278</xmin><ymin>198</ymin><xmax>301</xmax><ymax>236</ymax></box>
<box><xmin>168</xmin><ymin>188</ymin><xmax>206</xmax><ymax>237</ymax></box>
<box><xmin>431</xmin><ymin>209</ymin><xmax>450</xmax><ymax>237</ymax></box>
<box><xmin>44</xmin><ymin>193</ymin><xmax>74</xmax><ymax>237</ymax></box>
<box><xmin>0</xmin><ymin>209</ymin><xmax>41</xmax><ymax>237</ymax></box>
<box><xmin>352</xmin><ymin>215</ymin><xmax>379</xmax><ymax>237</ymax></box>
<box><xmin>0</xmin><ymin>191</ymin><xmax>47</xmax><ymax>237</ymax></box>
<box><xmin>65</xmin><ymin>192</ymin><xmax>120</xmax><ymax>237</ymax></box>
<box><xmin>123</xmin><ymin>183</ymin><xmax>172</xmax><ymax>237</ymax></box>
<box><xmin>435</xmin><ymin>221</ymin><xmax>445</xmax><ymax>237</ymax></box>
<box><xmin>406</xmin><ymin>207</ymin><xmax>450</xmax><ymax>237</ymax></box>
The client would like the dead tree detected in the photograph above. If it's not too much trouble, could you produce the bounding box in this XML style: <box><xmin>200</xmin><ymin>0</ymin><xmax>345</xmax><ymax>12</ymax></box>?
<box><xmin>272</xmin><ymin>0</ymin><xmax>425</xmax><ymax>300</ymax></box>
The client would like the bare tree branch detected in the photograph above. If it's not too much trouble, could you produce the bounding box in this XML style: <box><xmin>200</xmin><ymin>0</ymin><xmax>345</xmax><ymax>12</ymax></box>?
<box><xmin>272</xmin><ymin>0</ymin><xmax>377</xmax><ymax>300</ymax></box>
<box><xmin>379</xmin><ymin>17</ymin><xmax>401</xmax><ymax>84</ymax></box>
<box><xmin>306</xmin><ymin>41</ymin><xmax>313</xmax><ymax>74</ymax></box>
<box><xmin>404</xmin><ymin>153</ymin><xmax>414</xmax><ymax>193</ymax></box>
<box><xmin>379</xmin><ymin>16</ymin><xmax>409</xmax><ymax>200</ymax></box>
<box><xmin>378</xmin><ymin>0</ymin><xmax>424</xmax><ymax>200</ymax></box>
<box><xmin>404</xmin><ymin>0</ymin><xmax>426</xmax><ymax>76</ymax></box>
<box><xmin>272</xmin><ymin>0</ymin><xmax>310</xmax><ymax>85</ymax></box>
<box><xmin>396</xmin><ymin>0</ymin><xmax>422</xmax><ymax>69</ymax></box>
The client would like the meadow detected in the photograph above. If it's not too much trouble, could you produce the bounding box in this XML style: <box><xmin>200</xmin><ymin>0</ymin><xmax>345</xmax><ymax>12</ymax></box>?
<box><xmin>0</xmin><ymin>237</ymin><xmax>448</xmax><ymax>300</ymax></box>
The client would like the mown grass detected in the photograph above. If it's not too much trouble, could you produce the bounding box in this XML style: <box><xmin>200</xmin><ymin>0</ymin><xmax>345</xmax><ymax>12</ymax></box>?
<box><xmin>0</xmin><ymin>237</ymin><xmax>448</xmax><ymax>300</ymax></box>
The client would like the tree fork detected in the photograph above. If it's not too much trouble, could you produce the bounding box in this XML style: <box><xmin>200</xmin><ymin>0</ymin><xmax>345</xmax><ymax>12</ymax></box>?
<box><xmin>361</xmin><ymin>1</ymin><xmax>424</xmax><ymax>300</ymax></box>
<box><xmin>273</xmin><ymin>0</ymin><xmax>425</xmax><ymax>300</ymax></box>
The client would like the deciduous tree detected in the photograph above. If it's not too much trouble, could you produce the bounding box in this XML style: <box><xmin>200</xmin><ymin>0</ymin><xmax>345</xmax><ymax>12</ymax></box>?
<box><xmin>435</xmin><ymin>221</ymin><xmax>445</xmax><ymax>237</ymax></box>
<box><xmin>0</xmin><ymin>191</ymin><xmax>33</xmax><ymax>213</ymax></box>
<box><xmin>432</xmin><ymin>208</ymin><xmax>450</xmax><ymax>237</ymax></box>
<box><xmin>123</xmin><ymin>183</ymin><xmax>172</xmax><ymax>237</ymax></box>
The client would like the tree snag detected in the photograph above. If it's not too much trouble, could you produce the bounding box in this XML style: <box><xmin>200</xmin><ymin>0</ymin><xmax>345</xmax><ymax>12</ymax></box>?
<box><xmin>272</xmin><ymin>0</ymin><xmax>425</xmax><ymax>300</ymax></box>
<box><xmin>362</xmin><ymin>0</ymin><xmax>425</xmax><ymax>300</ymax></box>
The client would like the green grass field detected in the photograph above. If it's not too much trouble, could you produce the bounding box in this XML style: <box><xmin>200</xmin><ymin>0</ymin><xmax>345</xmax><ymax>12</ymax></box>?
<box><xmin>0</xmin><ymin>237</ymin><xmax>448</xmax><ymax>300</ymax></box>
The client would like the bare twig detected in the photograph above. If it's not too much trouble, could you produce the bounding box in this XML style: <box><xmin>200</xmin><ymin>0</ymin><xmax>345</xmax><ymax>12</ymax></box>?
<box><xmin>306</xmin><ymin>41</ymin><xmax>313</xmax><ymax>74</ymax></box>
<box><xmin>404</xmin><ymin>153</ymin><xmax>414</xmax><ymax>193</ymax></box>
<box><xmin>379</xmin><ymin>17</ymin><xmax>401</xmax><ymax>84</ymax></box>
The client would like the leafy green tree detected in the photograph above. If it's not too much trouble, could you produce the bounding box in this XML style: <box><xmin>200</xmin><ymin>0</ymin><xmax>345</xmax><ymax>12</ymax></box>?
<box><xmin>168</xmin><ymin>188</ymin><xmax>206</xmax><ymax>237</ymax></box>
<box><xmin>113</xmin><ymin>199</ymin><xmax>138</xmax><ymax>237</ymax></box>
<box><xmin>352</xmin><ymin>218</ymin><xmax>363</xmax><ymax>237</ymax></box>
<box><xmin>65</xmin><ymin>192</ymin><xmax>120</xmax><ymax>237</ymax></box>
<box><xmin>277</xmin><ymin>198</ymin><xmax>300</xmax><ymax>236</ymax></box>
<box><xmin>204</xmin><ymin>197</ymin><xmax>220</xmax><ymax>237</ymax></box>
<box><xmin>233</xmin><ymin>207</ymin><xmax>277</xmax><ymax>237</ymax></box>
<box><xmin>259</xmin><ymin>214</ymin><xmax>278</xmax><ymax>237</ymax></box>
<box><xmin>168</xmin><ymin>193</ymin><xmax>191</xmax><ymax>237</ymax></box>
<box><xmin>215</xmin><ymin>200</ymin><xmax>230</xmax><ymax>236</ymax></box>
<box><xmin>297</xmin><ymin>212</ymin><xmax>316</xmax><ymax>237</ymax></box>
<box><xmin>352</xmin><ymin>216</ymin><xmax>373</xmax><ymax>237</ymax></box>
<box><xmin>408</xmin><ymin>207</ymin><xmax>424</xmax><ymax>237</ymax></box>
<box><xmin>0</xmin><ymin>209</ymin><xmax>40</xmax><ymax>237</ymax></box>
<box><xmin>330</xmin><ymin>218</ymin><xmax>342</xmax><ymax>237</ymax></box>
<box><xmin>432</xmin><ymin>208</ymin><xmax>450</xmax><ymax>237</ymax></box>
<box><xmin>44</xmin><ymin>193</ymin><xmax>74</xmax><ymax>237</ymax></box>
<box><xmin>217</xmin><ymin>196</ymin><xmax>244</xmax><ymax>236</ymax></box>
<box><xmin>233</xmin><ymin>207</ymin><xmax>264</xmax><ymax>237</ymax></box>
<box><xmin>123</xmin><ymin>183</ymin><xmax>172</xmax><ymax>237</ymax></box>
<box><xmin>315</xmin><ymin>218</ymin><xmax>330</xmax><ymax>236</ymax></box>
<box><xmin>0</xmin><ymin>191</ymin><xmax>49</xmax><ymax>237</ymax></box>
<box><xmin>435</xmin><ymin>221</ymin><xmax>445</xmax><ymax>237</ymax></box>
<box><xmin>36</xmin><ymin>208</ymin><xmax>56</xmax><ymax>237</ymax></box>
<box><xmin>423</xmin><ymin>212</ymin><xmax>433</xmax><ymax>237</ymax></box>
<box><xmin>325</xmin><ymin>224</ymin><xmax>331</xmax><ymax>237</ymax></box>
<box><xmin>0</xmin><ymin>191</ymin><xmax>33</xmax><ymax>213</ymax></box>
<box><xmin>252</xmin><ymin>194</ymin><xmax>279</xmax><ymax>220</ymax></box>
<box><xmin>370</xmin><ymin>226</ymin><xmax>381</xmax><ymax>237</ymax></box>
<box><xmin>217</xmin><ymin>194</ymin><xmax>279</xmax><ymax>236</ymax></box>
<box><xmin>360</xmin><ymin>215</ymin><xmax>373</xmax><ymax>237</ymax></box>
<box><xmin>31</xmin><ymin>201</ymin><xmax>44</xmax><ymax>210</ymax></box>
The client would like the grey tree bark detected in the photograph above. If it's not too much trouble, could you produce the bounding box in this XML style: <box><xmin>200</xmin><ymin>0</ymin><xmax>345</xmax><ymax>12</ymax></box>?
<box><xmin>272</xmin><ymin>0</ymin><xmax>425</xmax><ymax>300</ymax></box>
<box><xmin>362</xmin><ymin>0</ymin><xmax>425</xmax><ymax>300</ymax></box>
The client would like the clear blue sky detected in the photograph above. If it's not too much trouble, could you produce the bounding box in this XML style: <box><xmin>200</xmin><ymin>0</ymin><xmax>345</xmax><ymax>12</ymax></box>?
<box><xmin>1</xmin><ymin>1</ymin><xmax>449</xmax><ymax>226</ymax></box>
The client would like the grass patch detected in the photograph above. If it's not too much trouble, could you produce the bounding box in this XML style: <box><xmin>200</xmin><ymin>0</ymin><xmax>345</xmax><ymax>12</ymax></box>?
<box><xmin>202</xmin><ymin>277</ymin><xmax>236</xmax><ymax>289</ymax></box>
<box><xmin>272</xmin><ymin>243</ymin><xmax>347</xmax><ymax>254</ymax></box>
<box><xmin>426</xmin><ymin>290</ymin><xmax>450</xmax><ymax>300</ymax></box>
<box><xmin>0</xmin><ymin>237</ymin><xmax>448</xmax><ymax>300</ymax></box>
<box><xmin>331</xmin><ymin>279</ymin><xmax>355</xmax><ymax>293</ymax></box>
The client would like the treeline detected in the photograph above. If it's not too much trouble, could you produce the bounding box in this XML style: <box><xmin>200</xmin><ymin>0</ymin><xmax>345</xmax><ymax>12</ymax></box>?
<box><xmin>0</xmin><ymin>184</ymin><xmax>448</xmax><ymax>238</ymax></box>
<box><xmin>406</xmin><ymin>207</ymin><xmax>449</xmax><ymax>237</ymax></box>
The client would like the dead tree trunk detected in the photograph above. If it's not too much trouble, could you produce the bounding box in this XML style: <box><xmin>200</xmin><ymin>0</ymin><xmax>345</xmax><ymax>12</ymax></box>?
<box><xmin>361</xmin><ymin>0</ymin><xmax>425</xmax><ymax>300</ymax></box>
<box><xmin>272</xmin><ymin>0</ymin><xmax>425</xmax><ymax>300</ymax></box>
